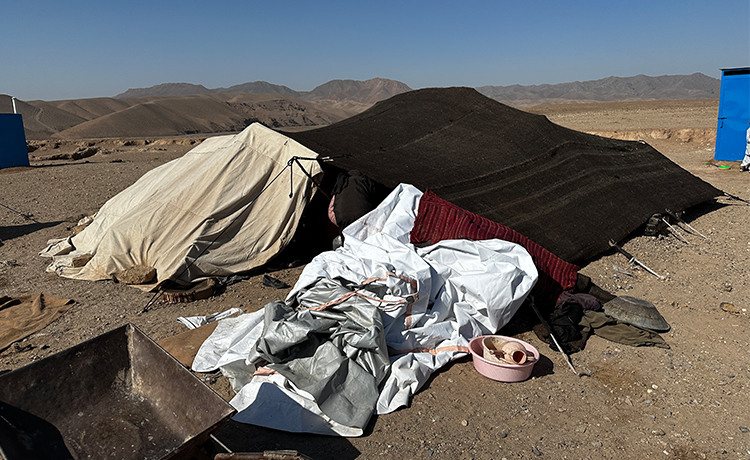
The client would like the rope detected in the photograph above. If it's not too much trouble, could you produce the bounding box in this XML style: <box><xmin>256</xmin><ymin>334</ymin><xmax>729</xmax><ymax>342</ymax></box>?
<box><xmin>0</xmin><ymin>202</ymin><xmax>39</xmax><ymax>224</ymax></box>
<box><xmin>723</xmin><ymin>191</ymin><xmax>750</xmax><ymax>205</ymax></box>
<box><xmin>289</xmin><ymin>156</ymin><xmax>331</xmax><ymax>201</ymax></box>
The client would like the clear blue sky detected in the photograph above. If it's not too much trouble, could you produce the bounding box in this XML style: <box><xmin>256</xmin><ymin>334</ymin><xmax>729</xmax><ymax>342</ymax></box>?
<box><xmin>1</xmin><ymin>0</ymin><xmax>748</xmax><ymax>101</ymax></box>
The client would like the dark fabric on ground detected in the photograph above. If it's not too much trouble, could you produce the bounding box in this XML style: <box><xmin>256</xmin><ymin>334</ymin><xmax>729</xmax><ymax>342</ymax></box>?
<box><xmin>533</xmin><ymin>308</ymin><xmax>669</xmax><ymax>353</ymax></box>
<box><xmin>580</xmin><ymin>310</ymin><xmax>669</xmax><ymax>348</ymax></box>
<box><xmin>411</xmin><ymin>189</ymin><xmax>579</xmax><ymax>308</ymax></box>
<box><xmin>550</xmin><ymin>303</ymin><xmax>584</xmax><ymax>344</ymax></box>
<box><xmin>542</xmin><ymin>293</ymin><xmax>602</xmax><ymax>354</ymax></box>
<box><xmin>556</xmin><ymin>291</ymin><xmax>602</xmax><ymax>312</ymax></box>
<box><xmin>532</xmin><ymin>323</ymin><xmax>588</xmax><ymax>354</ymax></box>
<box><xmin>574</xmin><ymin>273</ymin><xmax>618</xmax><ymax>303</ymax></box>
<box><xmin>285</xmin><ymin>87</ymin><xmax>721</xmax><ymax>266</ymax></box>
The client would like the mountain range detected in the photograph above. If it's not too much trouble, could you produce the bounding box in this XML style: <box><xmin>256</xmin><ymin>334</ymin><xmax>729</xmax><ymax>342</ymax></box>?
<box><xmin>115</xmin><ymin>73</ymin><xmax>719</xmax><ymax>104</ymax></box>
<box><xmin>115</xmin><ymin>78</ymin><xmax>413</xmax><ymax>105</ymax></box>
<box><xmin>1</xmin><ymin>74</ymin><xmax>720</xmax><ymax>140</ymax></box>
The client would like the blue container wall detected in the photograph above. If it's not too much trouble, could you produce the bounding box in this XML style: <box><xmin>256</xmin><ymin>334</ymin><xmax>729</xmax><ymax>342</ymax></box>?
<box><xmin>0</xmin><ymin>114</ymin><xmax>29</xmax><ymax>169</ymax></box>
<box><xmin>714</xmin><ymin>68</ymin><xmax>750</xmax><ymax>161</ymax></box>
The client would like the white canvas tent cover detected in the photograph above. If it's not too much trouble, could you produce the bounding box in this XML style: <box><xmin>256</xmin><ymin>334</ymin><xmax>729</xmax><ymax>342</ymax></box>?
<box><xmin>192</xmin><ymin>184</ymin><xmax>539</xmax><ymax>436</ymax></box>
<box><xmin>42</xmin><ymin>123</ymin><xmax>322</xmax><ymax>285</ymax></box>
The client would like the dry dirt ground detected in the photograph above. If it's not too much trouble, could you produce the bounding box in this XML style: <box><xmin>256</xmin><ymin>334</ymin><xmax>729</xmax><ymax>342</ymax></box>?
<box><xmin>1</xmin><ymin>99</ymin><xmax>749</xmax><ymax>459</ymax></box>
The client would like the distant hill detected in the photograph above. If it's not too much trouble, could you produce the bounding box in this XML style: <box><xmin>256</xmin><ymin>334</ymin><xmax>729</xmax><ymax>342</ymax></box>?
<box><xmin>299</xmin><ymin>78</ymin><xmax>413</xmax><ymax>104</ymax></box>
<box><xmin>115</xmin><ymin>78</ymin><xmax>412</xmax><ymax>105</ymax></box>
<box><xmin>476</xmin><ymin>73</ymin><xmax>720</xmax><ymax>105</ymax></box>
<box><xmin>1</xmin><ymin>93</ymin><xmax>367</xmax><ymax>140</ymax></box>
<box><xmin>216</xmin><ymin>81</ymin><xmax>299</xmax><ymax>98</ymax></box>
<box><xmin>115</xmin><ymin>83</ymin><xmax>213</xmax><ymax>98</ymax></box>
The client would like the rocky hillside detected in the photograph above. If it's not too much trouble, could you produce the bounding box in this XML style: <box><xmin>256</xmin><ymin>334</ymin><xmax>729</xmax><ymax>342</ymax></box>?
<box><xmin>115</xmin><ymin>78</ymin><xmax>411</xmax><ymax>105</ymax></box>
<box><xmin>114</xmin><ymin>83</ymin><xmax>213</xmax><ymax>98</ymax></box>
<box><xmin>476</xmin><ymin>73</ymin><xmax>720</xmax><ymax>106</ymax></box>
<box><xmin>1</xmin><ymin>93</ymin><xmax>366</xmax><ymax>140</ymax></box>
<box><xmin>298</xmin><ymin>78</ymin><xmax>413</xmax><ymax>104</ymax></box>
<box><xmin>115</xmin><ymin>81</ymin><xmax>299</xmax><ymax>99</ymax></box>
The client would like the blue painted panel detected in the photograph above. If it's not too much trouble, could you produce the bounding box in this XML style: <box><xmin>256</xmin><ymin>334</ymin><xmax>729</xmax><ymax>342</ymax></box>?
<box><xmin>0</xmin><ymin>114</ymin><xmax>29</xmax><ymax>169</ymax></box>
<box><xmin>715</xmin><ymin>68</ymin><xmax>750</xmax><ymax>161</ymax></box>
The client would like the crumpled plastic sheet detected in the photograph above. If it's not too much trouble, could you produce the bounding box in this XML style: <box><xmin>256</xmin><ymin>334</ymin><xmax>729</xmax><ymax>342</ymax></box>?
<box><xmin>177</xmin><ymin>307</ymin><xmax>243</xmax><ymax>329</ymax></box>
<box><xmin>248</xmin><ymin>286</ymin><xmax>391</xmax><ymax>431</ymax></box>
<box><xmin>193</xmin><ymin>184</ymin><xmax>538</xmax><ymax>436</ymax></box>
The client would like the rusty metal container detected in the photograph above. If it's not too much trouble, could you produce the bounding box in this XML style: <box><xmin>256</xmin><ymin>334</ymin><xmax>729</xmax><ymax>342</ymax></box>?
<box><xmin>0</xmin><ymin>323</ymin><xmax>235</xmax><ymax>459</ymax></box>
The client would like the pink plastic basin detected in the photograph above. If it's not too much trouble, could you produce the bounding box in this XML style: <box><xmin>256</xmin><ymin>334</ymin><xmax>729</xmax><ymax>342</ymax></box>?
<box><xmin>469</xmin><ymin>335</ymin><xmax>539</xmax><ymax>382</ymax></box>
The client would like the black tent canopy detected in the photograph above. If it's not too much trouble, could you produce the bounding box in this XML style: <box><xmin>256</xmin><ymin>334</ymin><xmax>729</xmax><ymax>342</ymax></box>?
<box><xmin>286</xmin><ymin>87</ymin><xmax>720</xmax><ymax>266</ymax></box>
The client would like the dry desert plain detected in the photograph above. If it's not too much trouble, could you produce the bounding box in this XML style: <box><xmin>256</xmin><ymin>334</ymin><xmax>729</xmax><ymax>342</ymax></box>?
<box><xmin>1</xmin><ymin>98</ymin><xmax>749</xmax><ymax>459</ymax></box>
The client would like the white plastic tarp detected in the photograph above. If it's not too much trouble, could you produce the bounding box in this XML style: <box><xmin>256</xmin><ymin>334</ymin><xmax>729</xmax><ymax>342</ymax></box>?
<box><xmin>193</xmin><ymin>184</ymin><xmax>539</xmax><ymax>436</ymax></box>
<box><xmin>41</xmin><ymin>123</ymin><xmax>321</xmax><ymax>285</ymax></box>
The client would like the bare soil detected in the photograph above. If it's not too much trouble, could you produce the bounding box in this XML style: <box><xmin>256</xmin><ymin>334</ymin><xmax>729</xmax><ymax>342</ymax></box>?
<box><xmin>1</xmin><ymin>99</ymin><xmax>749</xmax><ymax>459</ymax></box>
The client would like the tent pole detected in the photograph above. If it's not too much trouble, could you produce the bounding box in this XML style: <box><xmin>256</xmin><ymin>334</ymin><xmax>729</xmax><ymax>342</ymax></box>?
<box><xmin>609</xmin><ymin>240</ymin><xmax>664</xmax><ymax>279</ymax></box>
<box><xmin>289</xmin><ymin>156</ymin><xmax>330</xmax><ymax>200</ymax></box>
<box><xmin>527</xmin><ymin>296</ymin><xmax>578</xmax><ymax>375</ymax></box>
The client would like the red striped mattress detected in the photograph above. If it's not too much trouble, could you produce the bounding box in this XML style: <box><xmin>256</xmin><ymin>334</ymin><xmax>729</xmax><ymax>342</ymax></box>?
<box><xmin>411</xmin><ymin>190</ymin><xmax>579</xmax><ymax>307</ymax></box>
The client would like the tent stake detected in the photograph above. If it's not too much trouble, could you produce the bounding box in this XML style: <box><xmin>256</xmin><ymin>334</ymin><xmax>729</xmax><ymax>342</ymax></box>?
<box><xmin>661</xmin><ymin>217</ymin><xmax>689</xmax><ymax>244</ymax></box>
<box><xmin>664</xmin><ymin>208</ymin><xmax>708</xmax><ymax>240</ymax></box>
<box><xmin>609</xmin><ymin>240</ymin><xmax>664</xmax><ymax>279</ymax></box>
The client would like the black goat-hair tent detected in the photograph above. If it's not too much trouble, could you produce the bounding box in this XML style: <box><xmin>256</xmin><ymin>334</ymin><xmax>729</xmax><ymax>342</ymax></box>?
<box><xmin>284</xmin><ymin>87</ymin><xmax>721</xmax><ymax>266</ymax></box>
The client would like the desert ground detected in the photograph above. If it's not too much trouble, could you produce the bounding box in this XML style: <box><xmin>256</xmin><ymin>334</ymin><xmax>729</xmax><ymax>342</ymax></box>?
<box><xmin>1</xmin><ymin>98</ymin><xmax>749</xmax><ymax>459</ymax></box>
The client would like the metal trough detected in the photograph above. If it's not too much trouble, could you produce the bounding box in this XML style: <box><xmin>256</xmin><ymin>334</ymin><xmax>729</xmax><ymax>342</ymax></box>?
<box><xmin>0</xmin><ymin>323</ymin><xmax>235</xmax><ymax>460</ymax></box>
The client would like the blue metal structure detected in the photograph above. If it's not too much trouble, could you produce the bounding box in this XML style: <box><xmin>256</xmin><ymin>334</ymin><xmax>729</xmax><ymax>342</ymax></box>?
<box><xmin>0</xmin><ymin>113</ymin><xmax>29</xmax><ymax>169</ymax></box>
<box><xmin>714</xmin><ymin>67</ymin><xmax>750</xmax><ymax>161</ymax></box>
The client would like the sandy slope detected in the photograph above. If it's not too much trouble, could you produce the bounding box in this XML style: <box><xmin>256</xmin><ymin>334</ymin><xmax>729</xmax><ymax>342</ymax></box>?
<box><xmin>0</xmin><ymin>99</ymin><xmax>748</xmax><ymax>459</ymax></box>
<box><xmin>1</xmin><ymin>93</ymin><xmax>369</xmax><ymax>140</ymax></box>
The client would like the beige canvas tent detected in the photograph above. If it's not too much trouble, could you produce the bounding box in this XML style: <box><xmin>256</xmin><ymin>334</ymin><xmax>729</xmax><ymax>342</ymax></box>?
<box><xmin>42</xmin><ymin>123</ymin><xmax>322</xmax><ymax>286</ymax></box>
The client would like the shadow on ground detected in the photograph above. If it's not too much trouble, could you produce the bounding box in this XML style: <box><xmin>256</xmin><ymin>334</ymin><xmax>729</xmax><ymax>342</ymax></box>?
<box><xmin>211</xmin><ymin>420</ymin><xmax>361</xmax><ymax>460</ymax></box>
<box><xmin>0</xmin><ymin>221</ymin><xmax>63</xmax><ymax>242</ymax></box>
